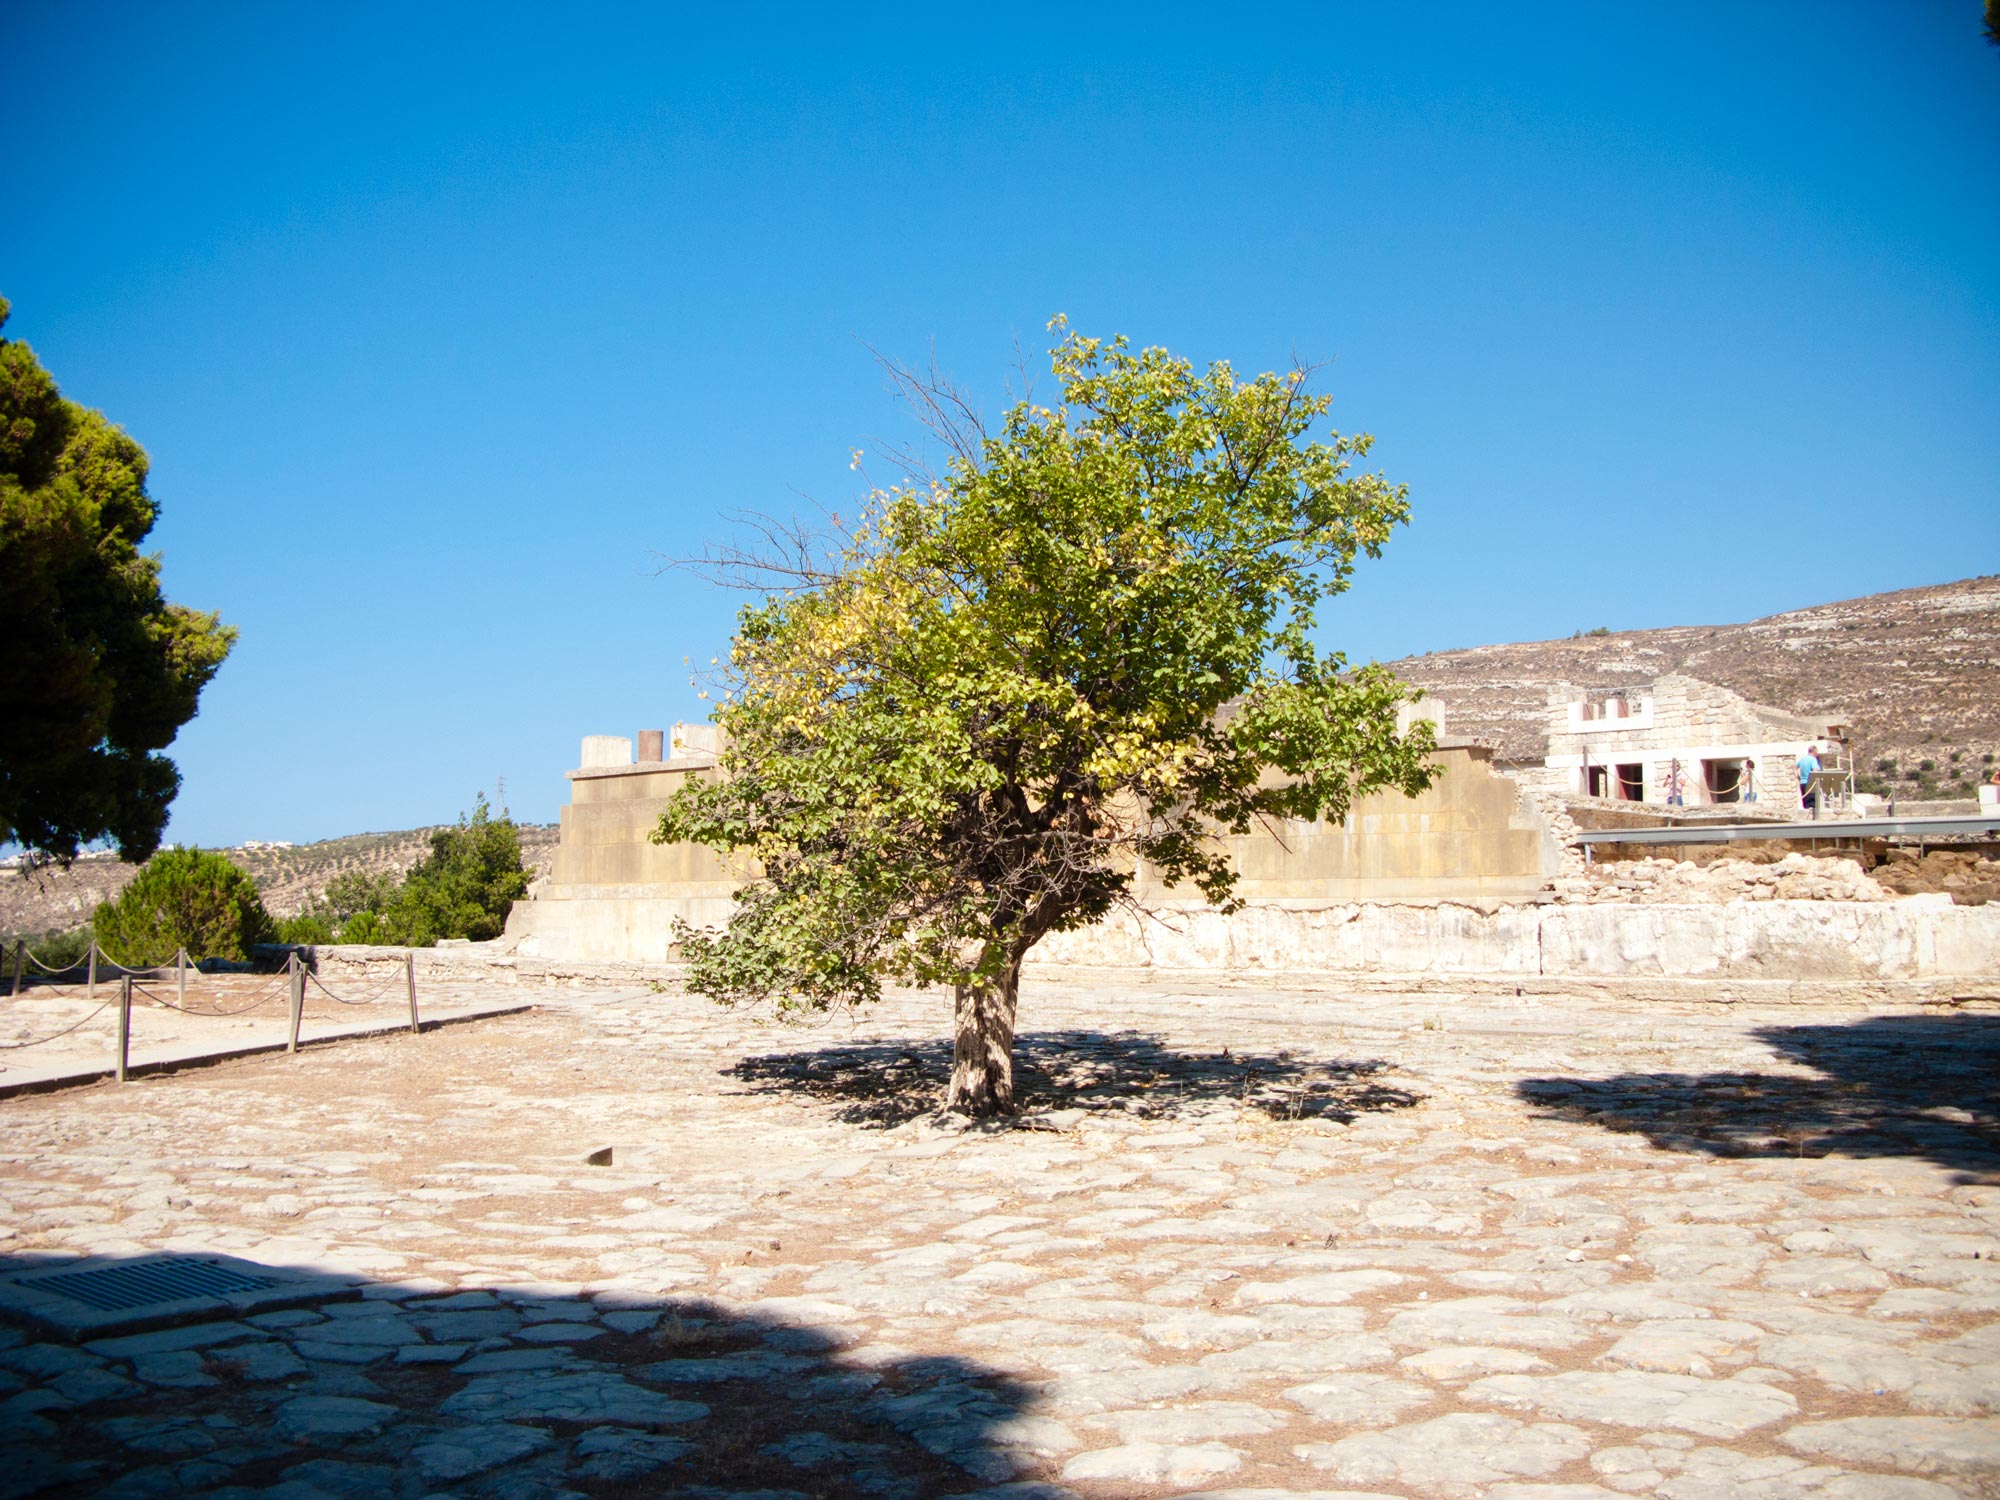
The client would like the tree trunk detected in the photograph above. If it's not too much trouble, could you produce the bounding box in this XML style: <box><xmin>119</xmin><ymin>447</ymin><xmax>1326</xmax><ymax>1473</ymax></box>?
<box><xmin>948</xmin><ymin>959</ymin><xmax>1021</xmax><ymax>1117</ymax></box>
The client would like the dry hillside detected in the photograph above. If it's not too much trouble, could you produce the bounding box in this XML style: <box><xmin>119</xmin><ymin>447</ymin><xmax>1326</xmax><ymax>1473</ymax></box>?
<box><xmin>0</xmin><ymin>825</ymin><xmax>560</xmax><ymax>940</ymax></box>
<box><xmin>1388</xmin><ymin>574</ymin><xmax>2000</xmax><ymax>794</ymax></box>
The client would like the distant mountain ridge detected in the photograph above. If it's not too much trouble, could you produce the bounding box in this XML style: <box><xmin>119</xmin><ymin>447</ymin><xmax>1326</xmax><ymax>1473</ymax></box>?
<box><xmin>1386</xmin><ymin>575</ymin><xmax>2000</xmax><ymax>787</ymax></box>
<box><xmin>2</xmin><ymin>825</ymin><xmax>561</xmax><ymax>940</ymax></box>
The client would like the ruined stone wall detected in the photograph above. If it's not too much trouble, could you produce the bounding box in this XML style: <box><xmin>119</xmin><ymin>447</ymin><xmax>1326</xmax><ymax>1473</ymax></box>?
<box><xmin>1025</xmin><ymin>894</ymin><xmax>2000</xmax><ymax>997</ymax></box>
<box><xmin>508</xmin><ymin>743</ymin><xmax>1567</xmax><ymax>961</ymax></box>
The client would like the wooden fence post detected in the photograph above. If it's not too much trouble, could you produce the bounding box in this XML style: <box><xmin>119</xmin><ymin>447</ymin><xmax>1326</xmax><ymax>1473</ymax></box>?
<box><xmin>116</xmin><ymin>976</ymin><xmax>132</xmax><ymax>1082</ymax></box>
<box><xmin>176</xmin><ymin>948</ymin><xmax>187</xmax><ymax>1010</ymax></box>
<box><xmin>286</xmin><ymin>952</ymin><xmax>304</xmax><ymax>1054</ymax></box>
<box><xmin>405</xmin><ymin>951</ymin><xmax>419</xmax><ymax>1035</ymax></box>
<box><xmin>87</xmin><ymin>943</ymin><xmax>98</xmax><ymax>1002</ymax></box>
<box><xmin>9</xmin><ymin>941</ymin><xmax>22</xmax><ymax>997</ymax></box>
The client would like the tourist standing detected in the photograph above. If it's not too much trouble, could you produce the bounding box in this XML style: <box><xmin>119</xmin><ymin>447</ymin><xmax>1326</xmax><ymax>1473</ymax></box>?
<box><xmin>1797</xmin><ymin>744</ymin><xmax>1821</xmax><ymax>813</ymax></box>
<box><xmin>1741</xmin><ymin>758</ymin><xmax>1758</xmax><ymax>803</ymax></box>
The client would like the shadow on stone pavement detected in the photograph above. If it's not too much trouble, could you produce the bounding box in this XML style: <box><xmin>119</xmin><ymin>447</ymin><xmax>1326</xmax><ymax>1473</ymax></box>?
<box><xmin>1514</xmin><ymin>1011</ymin><xmax>2000</xmax><ymax>1183</ymax></box>
<box><xmin>0</xmin><ymin>1250</ymin><xmax>1050</xmax><ymax>1500</ymax></box>
<box><xmin>728</xmin><ymin>1029</ymin><xmax>1424</xmax><ymax>1129</ymax></box>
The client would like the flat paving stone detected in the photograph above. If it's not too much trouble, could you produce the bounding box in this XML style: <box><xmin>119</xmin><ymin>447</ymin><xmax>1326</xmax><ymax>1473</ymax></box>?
<box><xmin>271</xmin><ymin>1396</ymin><xmax>396</xmax><ymax>1441</ymax></box>
<box><xmin>1464</xmin><ymin>1369</ymin><xmax>1799</xmax><ymax>1437</ymax></box>
<box><xmin>455</xmin><ymin>1346</ymin><xmax>572</xmax><ymax>1373</ymax></box>
<box><xmin>1295</xmin><ymin>1412</ymin><xmax>1595</xmax><ymax>1488</ymax></box>
<box><xmin>410</xmin><ymin>1421</ymin><xmax>552</xmax><ymax>1481</ymax></box>
<box><xmin>1090</xmin><ymin>1402</ymin><xmax>1285</xmax><ymax>1444</ymax></box>
<box><xmin>1781</xmin><ymin>1416</ymin><xmax>2000</xmax><ymax>1477</ymax></box>
<box><xmin>1061</xmin><ymin>1441</ymin><xmax>1244</xmax><ymax>1484</ymax></box>
<box><xmin>441</xmin><ymin>1369</ymin><xmax>707</xmax><ymax>1427</ymax></box>
<box><xmin>1282</xmin><ymin>1373</ymin><xmax>1435</xmax><ymax>1427</ymax></box>
<box><xmin>570</xmin><ymin>1426</ymin><xmax>695</xmax><ymax>1480</ymax></box>
<box><xmin>208</xmin><ymin>1341</ymin><xmax>308</xmax><ymax>1381</ymax></box>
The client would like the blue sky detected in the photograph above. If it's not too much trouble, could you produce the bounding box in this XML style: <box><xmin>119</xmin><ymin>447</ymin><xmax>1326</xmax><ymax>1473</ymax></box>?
<box><xmin>5</xmin><ymin>2</ymin><xmax>1997</xmax><ymax>845</ymax></box>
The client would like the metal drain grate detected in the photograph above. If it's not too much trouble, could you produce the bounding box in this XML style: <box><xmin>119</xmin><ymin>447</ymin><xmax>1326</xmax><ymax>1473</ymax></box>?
<box><xmin>31</xmin><ymin>1257</ymin><xmax>276</xmax><ymax>1313</ymax></box>
<box><xmin>0</xmin><ymin>1252</ymin><xmax>360</xmax><ymax>1339</ymax></box>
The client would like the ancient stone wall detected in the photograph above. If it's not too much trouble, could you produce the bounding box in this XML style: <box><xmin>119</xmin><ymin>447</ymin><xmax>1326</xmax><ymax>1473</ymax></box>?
<box><xmin>507</xmin><ymin>743</ymin><xmax>1567</xmax><ymax>962</ymax></box>
<box><xmin>1025</xmin><ymin>894</ymin><xmax>2000</xmax><ymax>998</ymax></box>
<box><xmin>1133</xmin><ymin>745</ymin><xmax>1558</xmax><ymax>904</ymax></box>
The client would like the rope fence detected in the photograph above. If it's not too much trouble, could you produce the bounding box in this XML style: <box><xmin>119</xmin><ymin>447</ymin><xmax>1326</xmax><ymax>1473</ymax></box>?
<box><xmin>130</xmin><ymin>973</ymin><xmax>290</xmax><ymax>1018</ymax></box>
<box><xmin>0</xmin><ymin>998</ymin><xmax>118</xmax><ymax>1051</ymax></box>
<box><xmin>0</xmin><ymin>939</ymin><xmax>425</xmax><ymax>1076</ymax></box>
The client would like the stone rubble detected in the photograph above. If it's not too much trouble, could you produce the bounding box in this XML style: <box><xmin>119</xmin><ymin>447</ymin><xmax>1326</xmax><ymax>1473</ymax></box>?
<box><xmin>1558</xmin><ymin>854</ymin><xmax>1892</xmax><ymax>904</ymax></box>
<box><xmin>0</xmin><ymin>978</ymin><xmax>1992</xmax><ymax>1498</ymax></box>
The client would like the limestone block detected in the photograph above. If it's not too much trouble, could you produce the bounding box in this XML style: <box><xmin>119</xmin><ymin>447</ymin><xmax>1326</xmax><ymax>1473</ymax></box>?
<box><xmin>579</xmin><ymin>735</ymin><xmax>632</xmax><ymax>768</ymax></box>
<box><xmin>1539</xmin><ymin>902</ymin><xmax>1914</xmax><ymax>981</ymax></box>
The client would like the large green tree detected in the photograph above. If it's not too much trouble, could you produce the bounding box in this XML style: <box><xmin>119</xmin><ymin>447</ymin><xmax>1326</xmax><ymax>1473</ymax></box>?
<box><xmin>658</xmin><ymin>322</ymin><xmax>1435</xmax><ymax>1115</ymax></box>
<box><xmin>1</xmin><ymin>297</ymin><xmax>236</xmax><ymax>863</ymax></box>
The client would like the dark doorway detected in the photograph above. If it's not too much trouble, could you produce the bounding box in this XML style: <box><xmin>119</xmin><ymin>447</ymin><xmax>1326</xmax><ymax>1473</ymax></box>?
<box><xmin>1704</xmin><ymin>758</ymin><xmax>1744</xmax><ymax>803</ymax></box>
<box><xmin>1616</xmin><ymin>763</ymin><xmax>1645</xmax><ymax>801</ymax></box>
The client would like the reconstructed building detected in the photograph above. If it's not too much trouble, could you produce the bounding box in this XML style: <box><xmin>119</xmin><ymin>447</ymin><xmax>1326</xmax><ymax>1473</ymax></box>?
<box><xmin>1520</xmin><ymin>673</ymin><xmax>1849</xmax><ymax>811</ymax></box>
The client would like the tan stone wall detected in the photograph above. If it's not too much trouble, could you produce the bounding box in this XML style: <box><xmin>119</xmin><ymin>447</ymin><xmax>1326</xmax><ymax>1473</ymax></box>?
<box><xmin>1546</xmin><ymin>674</ymin><xmax>1827</xmax><ymax>762</ymax></box>
<box><xmin>508</xmin><ymin>743</ymin><xmax>1562</xmax><ymax>960</ymax></box>
<box><xmin>545</xmin><ymin>759</ymin><xmax>744</xmax><ymax>896</ymax></box>
<box><xmin>1135</xmin><ymin>745</ymin><xmax>1556</xmax><ymax>903</ymax></box>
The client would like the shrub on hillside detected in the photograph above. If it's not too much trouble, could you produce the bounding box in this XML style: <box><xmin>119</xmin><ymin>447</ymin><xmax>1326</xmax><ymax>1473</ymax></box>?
<box><xmin>93</xmin><ymin>847</ymin><xmax>273</xmax><ymax>965</ymax></box>
<box><xmin>9</xmin><ymin>925</ymin><xmax>94</xmax><ymax>970</ymax></box>
<box><xmin>273</xmin><ymin>912</ymin><xmax>336</xmax><ymax>945</ymax></box>
<box><xmin>299</xmin><ymin>798</ymin><xmax>532</xmax><ymax>946</ymax></box>
<box><xmin>323</xmin><ymin>869</ymin><xmax>400</xmax><ymax>922</ymax></box>
<box><xmin>380</xmin><ymin>797</ymin><xmax>532</xmax><ymax>945</ymax></box>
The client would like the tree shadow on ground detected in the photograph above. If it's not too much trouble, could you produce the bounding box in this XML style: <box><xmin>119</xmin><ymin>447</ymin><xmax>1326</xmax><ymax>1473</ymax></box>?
<box><xmin>0</xmin><ymin>1249</ymin><xmax>1046</xmax><ymax>1499</ymax></box>
<box><xmin>728</xmin><ymin>1029</ymin><xmax>1423</xmax><ymax>1129</ymax></box>
<box><xmin>1515</xmin><ymin>1011</ymin><xmax>2000</xmax><ymax>1183</ymax></box>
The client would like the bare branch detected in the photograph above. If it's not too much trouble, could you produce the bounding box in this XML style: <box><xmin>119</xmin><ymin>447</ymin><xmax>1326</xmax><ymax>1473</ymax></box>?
<box><xmin>862</xmin><ymin>338</ymin><xmax>989</xmax><ymax>475</ymax></box>
<box><xmin>650</xmin><ymin>500</ymin><xmax>851</xmax><ymax>592</ymax></box>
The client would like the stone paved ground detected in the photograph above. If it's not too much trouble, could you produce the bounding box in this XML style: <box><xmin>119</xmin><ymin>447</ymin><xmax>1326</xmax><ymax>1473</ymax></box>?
<box><xmin>0</xmin><ymin>979</ymin><xmax>1996</xmax><ymax>1500</ymax></box>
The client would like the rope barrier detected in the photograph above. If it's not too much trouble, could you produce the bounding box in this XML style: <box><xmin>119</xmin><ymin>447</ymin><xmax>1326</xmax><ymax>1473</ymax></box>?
<box><xmin>12</xmin><ymin>941</ymin><xmax>277</xmax><ymax>988</ymax></box>
<box><xmin>304</xmin><ymin>970</ymin><xmax>402</xmax><ymax>1008</ymax></box>
<box><xmin>0</xmin><ymin>999</ymin><xmax>116</xmax><ymax>1051</ymax></box>
<box><xmin>129</xmin><ymin>979</ymin><xmax>288</xmax><ymax>1018</ymax></box>
<box><xmin>1</xmin><ymin>941</ymin><xmax>423</xmax><ymax>1069</ymax></box>
<box><xmin>14</xmin><ymin>945</ymin><xmax>93</xmax><ymax>976</ymax></box>
<box><xmin>87</xmin><ymin>941</ymin><xmax>185</xmax><ymax>978</ymax></box>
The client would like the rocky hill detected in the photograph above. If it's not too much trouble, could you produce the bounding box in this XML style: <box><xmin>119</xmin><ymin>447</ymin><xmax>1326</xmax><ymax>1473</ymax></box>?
<box><xmin>1388</xmin><ymin>574</ymin><xmax>2000</xmax><ymax>796</ymax></box>
<box><xmin>1</xmin><ymin>825</ymin><xmax>560</xmax><ymax>941</ymax></box>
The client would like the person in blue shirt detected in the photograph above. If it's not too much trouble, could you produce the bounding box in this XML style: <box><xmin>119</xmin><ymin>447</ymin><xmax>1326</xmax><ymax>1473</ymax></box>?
<box><xmin>1797</xmin><ymin>744</ymin><xmax>1822</xmax><ymax>813</ymax></box>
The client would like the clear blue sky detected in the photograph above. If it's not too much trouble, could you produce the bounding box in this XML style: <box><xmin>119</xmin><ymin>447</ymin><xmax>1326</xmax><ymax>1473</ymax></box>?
<box><xmin>5</xmin><ymin>2</ymin><xmax>1997</xmax><ymax>845</ymax></box>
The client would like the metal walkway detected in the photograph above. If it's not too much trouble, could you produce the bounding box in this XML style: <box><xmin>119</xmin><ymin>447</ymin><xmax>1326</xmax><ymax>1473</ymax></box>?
<box><xmin>1573</xmin><ymin>812</ymin><xmax>2000</xmax><ymax>848</ymax></box>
